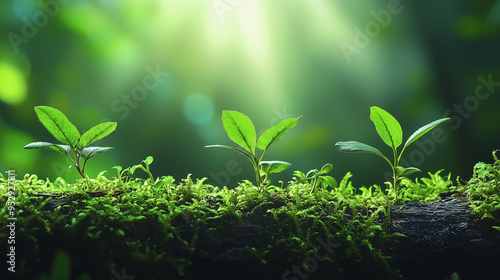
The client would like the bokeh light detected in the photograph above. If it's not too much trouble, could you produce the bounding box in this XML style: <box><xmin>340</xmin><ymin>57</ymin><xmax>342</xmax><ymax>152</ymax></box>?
<box><xmin>0</xmin><ymin>62</ymin><xmax>27</xmax><ymax>105</ymax></box>
<box><xmin>183</xmin><ymin>93</ymin><xmax>215</xmax><ymax>125</ymax></box>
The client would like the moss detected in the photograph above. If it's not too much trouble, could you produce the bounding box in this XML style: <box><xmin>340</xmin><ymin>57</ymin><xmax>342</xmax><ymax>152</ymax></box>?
<box><xmin>400</xmin><ymin>170</ymin><xmax>452</xmax><ymax>202</ymax></box>
<box><xmin>0</xmin><ymin>158</ymin><xmax>460</xmax><ymax>280</ymax></box>
<box><xmin>452</xmin><ymin>150</ymin><xmax>500</xmax><ymax>231</ymax></box>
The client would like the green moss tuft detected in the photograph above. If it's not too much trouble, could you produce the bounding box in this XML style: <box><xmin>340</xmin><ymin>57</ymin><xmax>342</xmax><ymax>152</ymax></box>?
<box><xmin>452</xmin><ymin>150</ymin><xmax>500</xmax><ymax>231</ymax></box>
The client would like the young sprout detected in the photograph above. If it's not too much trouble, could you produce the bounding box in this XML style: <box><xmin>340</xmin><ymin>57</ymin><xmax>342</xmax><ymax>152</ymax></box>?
<box><xmin>335</xmin><ymin>106</ymin><xmax>449</xmax><ymax>193</ymax></box>
<box><xmin>24</xmin><ymin>106</ymin><xmax>117</xmax><ymax>183</ymax></box>
<box><xmin>292</xmin><ymin>163</ymin><xmax>337</xmax><ymax>193</ymax></box>
<box><xmin>206</xmin><ymin>110</ymin><xmax>301</xmax><ymax>189</ymax></box>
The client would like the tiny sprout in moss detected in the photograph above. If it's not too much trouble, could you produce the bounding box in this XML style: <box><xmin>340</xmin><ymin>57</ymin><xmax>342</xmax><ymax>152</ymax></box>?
<box><xmin>335</xmin><ymin>106</ymin><xmax>449</xmax><ymax>193</ymax></box>
<box><xmin>24</xmin><ymin>106</ymin><xmax>117</xmax><ymax>181</ymax></box>
<box><xmin>206</xmin><ymin>110</ymin><xmax>301</xmax><ymax>189</ymax></box>
<box><xmin>292</xmin><ymin>163</ymin><xmax>337</xmax><ymax>193</ymax></box>
<box><xmin>113</xmin><ymin>156</ymin><xmax>155</xmax><ymax>184</ymax></box>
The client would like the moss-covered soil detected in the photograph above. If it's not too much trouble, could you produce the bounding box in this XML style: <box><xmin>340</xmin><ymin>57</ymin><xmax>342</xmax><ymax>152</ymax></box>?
<box><xmin>1</xmin><ymin>152</ymin><xmax>499</xmax><ymax>280</ymax></box>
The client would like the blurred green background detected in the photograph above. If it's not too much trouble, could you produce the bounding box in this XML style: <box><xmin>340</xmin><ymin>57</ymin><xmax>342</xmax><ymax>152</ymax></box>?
<box><xmin>0</xmin><ymin>0</ymin><xmax>499</xmax><ymax>188</ymax></box>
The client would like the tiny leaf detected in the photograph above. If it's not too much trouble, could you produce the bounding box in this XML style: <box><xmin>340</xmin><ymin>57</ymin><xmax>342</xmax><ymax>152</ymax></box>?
<box><xmin>335</xmin><ymin>141</ymin><xmax>393</xmax><ymax>167</ymax></box>
<box><xmin>474</xmin><ymin>162</ymin><xmax>489</xmax><ymax>179</ymax></box>
<box><xmin>260</xmin><ymin>161</ymin><xmax>291</xmax><ymax>174</ymax></box>
<box><xmin>79</xmin><ymin>122</ymin><xmax>117</xmax><ymax>149</ymax></box>
<box><xmin>24</xmin><ymin>142</ymin><xmax>71</xmax><ymax>155</ymax></box>
<box><xmin>370</xmin><ymin>106</ymin><xmax>403</xmax><ymax>150</ymax></box>
<box><xmin>129</xmin><ymin>165</ymin><xmax>139</xmax><ymax>176</ymax></box>
<box><xmin>320</xmin><ymin>176</ymin><xmax>337</xmax><ymax>188</ymax></box>
<box><xmin>257</xmin><ymin>116</ymin><xmax>301</xmax><ymax>151</ymax></box>
<box><xmin>221</xmin><ymin>110</ymin><xmax>257</xmax><ymax>155</ymax></box>
<box><xmin>35</xmin><ymin>106</ymin><xmax>80</xmax><ymax>148</ymax></box>
<box><xmin>81</xmin><ymin>146</ymin><xmax>113</xmax><ymax>160</ymax></box>
<box><xmin>112</xmin><ymin>165</ymin><xmax>123</xmax><ymax>174</ymax></box>
<box><xmin>395</xmin><ymin>166</ymin><xmax>420</xmax><ymax>177</ymax></box>
<box><xmin>319</xmin><ymin>163</ymin><xmax>333</xmax><ymax>175</ymax></box>
<box><xmin>403</xmin><ymin>118</ymin><xmax>449</xmax><ymax>149</ymax></box>
<box><xmin>336</xmin><ymin>141</ymin><xmax>385</xmax><ymax>158</ymax></box>
<box><xmin>143</xmin><ymin>156</ymin><xmax>154</xmax><ymax>166</ymax></box>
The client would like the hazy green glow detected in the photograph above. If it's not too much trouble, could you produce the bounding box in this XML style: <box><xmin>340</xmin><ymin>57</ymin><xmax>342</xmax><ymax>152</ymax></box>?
<box><xmin>1</xmin><ymin>128</ymin><xmax>35</xmax><ymax>168</ymax></box>
<box><xmin>183</xmin><ymin>94</ymin><xmax>215</xmax><ymax>125</ymax></box>
<box><xmin>0</xmin><ymin>62</ymin><xmax>27</xmax><ymax>105</ymax></box>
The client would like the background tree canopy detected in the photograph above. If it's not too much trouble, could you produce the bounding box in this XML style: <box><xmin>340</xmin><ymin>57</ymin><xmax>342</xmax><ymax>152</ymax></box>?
<box><xmin>0</xmin><ymin>0</ymin><xmax>499</xmax><ymax>188</ymax></box>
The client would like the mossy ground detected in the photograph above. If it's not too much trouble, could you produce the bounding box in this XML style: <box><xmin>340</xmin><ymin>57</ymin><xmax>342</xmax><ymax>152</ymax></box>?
<box><xmin>1</xmin><ymin>151</ymin><xmax>499</xmax><ymax>280</ymax></box>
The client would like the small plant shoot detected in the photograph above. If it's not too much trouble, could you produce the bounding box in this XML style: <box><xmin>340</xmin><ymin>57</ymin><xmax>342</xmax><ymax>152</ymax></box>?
<box><xmin>335</xmin><ymin>106</ymin><xmax>449</xmax><ymax>192</ymax></box>
<box><xmin>206</xmin><ymin>110</ymin><xmax>301</xmax><ymax>189</ymax></box>
<box><xmin>115</xmin><ymin>156</ymin><xmax>156</xmax><ymax>184</ymax></box>
<box><xmin>292</xmin><ymin>163</ymin><xmax>338</xmax><ymax>193</ymax></box>
<box><xmin>24</xmin><ymin>106</ymin><xmax>117</xmax><ymax>182</ymax></box>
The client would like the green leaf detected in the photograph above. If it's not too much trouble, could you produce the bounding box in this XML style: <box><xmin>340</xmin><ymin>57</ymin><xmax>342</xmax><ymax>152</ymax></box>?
<box><xmin>320</xmin><ymin>176</ymin><xmax>337</xmax><ymax>188</ymax></box>
<box><xmin>257</xmin><ymin>116</ymin><xmax>301</xmax><ymax>151</ymax></box>
<box><xmin>395</xmin><ymin>166</ymin><xmax>420</xmax><ymax>177</ymax></box>
<box><xmin>143</xmin><ymin>156</ymin><xmax>154</xmax><ymax>166</ymax></box>
<box><xmin>79</xmin><ymin>122</ymin><xmax>117</xmax><ymax>149</ymax></box>
<box><xmin>474</xmin><ymin>162</ymin><xmax>489</xmax><ymax>179</ymax></box>
<box><xmin>336</xmin><ymin>141</ymin><xmax>386</xmax><ymax>159</ymax></box>
<box><xmin>81</xmin><ymin>146</ymin><xmax>113</xmax><ymax>160</ymax></box>
<box><xmin>319</xmin><ymin>163</ymin><xmax>333</xmax><ymax>175</ymax></box>
<box><xmin>260</xmin><ymin>161</ymin><xmax>291</xmax><ymax>174</ymax></box>
<box><xmin>23</xmin><ymin>142</ymin><xmax>71</xmax><ymax>155</ymax></box>
<box><xmin>403</xmin><ymin>118</ymin><xmax>449</xmax><ymax>149</ymax></box>
<box><xmin>112</xmin><ymin>165</ymin><xmax>123</xmax><ymax>175</ymax></box>
<box><xmin>128</xmin><ymin>165</ymin><xmax>140</xmax><ymax>176</ymax></box>
<box><xmin>336</xmin><ymin>141</ymin><xmax>393</xmax><ymax>167</ymax></box>
<box><xmin>35</xmin><ymin>106</ymin><xmax>80</xmax><ymax>148</ymax></box>
<box><xmin>221</xmin><ymin>110</ymin><xmax>257</xmax><ymax>155</ymax></box>
<box><xmin>370</xmin><ymin>106</ymin><xmax>403</xmax><ymax>150</ymax></box>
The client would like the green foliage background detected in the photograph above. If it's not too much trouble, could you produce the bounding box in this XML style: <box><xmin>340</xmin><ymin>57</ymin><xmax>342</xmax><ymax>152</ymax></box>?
<box><xmin>0</xmin><ymin>0</ymin><xmax>499</xmax><ymax>187</ymax></box>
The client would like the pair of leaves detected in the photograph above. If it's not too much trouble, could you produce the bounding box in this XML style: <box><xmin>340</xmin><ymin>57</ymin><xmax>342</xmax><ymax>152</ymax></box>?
<box><xmin>317</xmin><ymin>175</ymin><xmax>338</xmax><ymax>189</ymax></box>
<box><xmin>370</xmin><ymin>106</ymin><xmax>449</xmax><ymax>160</ymax></box>
<box><xmin>207</xmin><ymin>110</ymin><xmax>301</xmax><ymax>186</ymax></box>
<box><xmin>307</xmin><ymin>163</ymin><xmax>338</xmax><ymax>190</ymax></box>
<box><xmin>24</xmin><ymin>106</ymin><xmax>116</xmax><ymax>160</ymax></box>
<box><xmin>336</xmin><ymin>106</ymin><xmax>449</xmax><ymax>179</ymax></box>
<box><xmin>24</xmin><ymin>106</ymin><xmax>117</xmax><ymax>180</ymax></box>
<box><xmin>260</xmin><ymin>160</ymin><xmax>291</xmax><ymax>175</ymax></box>
<box><xmin>292</xmin><ymin>163</ymin><xmax>337</xmax><ymax>192</ymax></box>
<box><xmin>117</xmin><ymin>156</ymin><xmax>156</xmax><ymax>183</ymax></box>
<box><xmin>32</xmin><ymin>106</ymin><xmax>116</xmax><ymax>150</ymax></box>
<box><xmin>221</xmin><ymin>110</ymin><xmax>301</xmax><ymax>156</ymax></box>
<box><xmin>129</xmin><ymin>156</ymin><xmax>154</xmax><ymax>177</ymax></box>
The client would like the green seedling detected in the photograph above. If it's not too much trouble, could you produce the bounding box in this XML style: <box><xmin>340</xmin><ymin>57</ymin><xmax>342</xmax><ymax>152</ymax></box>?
<box><xmin>24</xmin><ymin>106</ymin><xmax>117</xmax><ymax>182</ymax></box>
<box><xmin>335</xmin><ymin>106</ymin><xmax>449</xmax><ymax>192</ymax></box>
<box><xmin>113</xmin><ymin>156</ymin><xmax>155</xmax><ymax>184</ymax></box>
<box><xmin>206</xmin><ymin>110</ymin><xmax>301</xmax><ymax>189</ymax></box>
<box><xmin>292</xmin><ymin>163</ymin><xmax>338</xmax><ymax>193</ymax></box>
